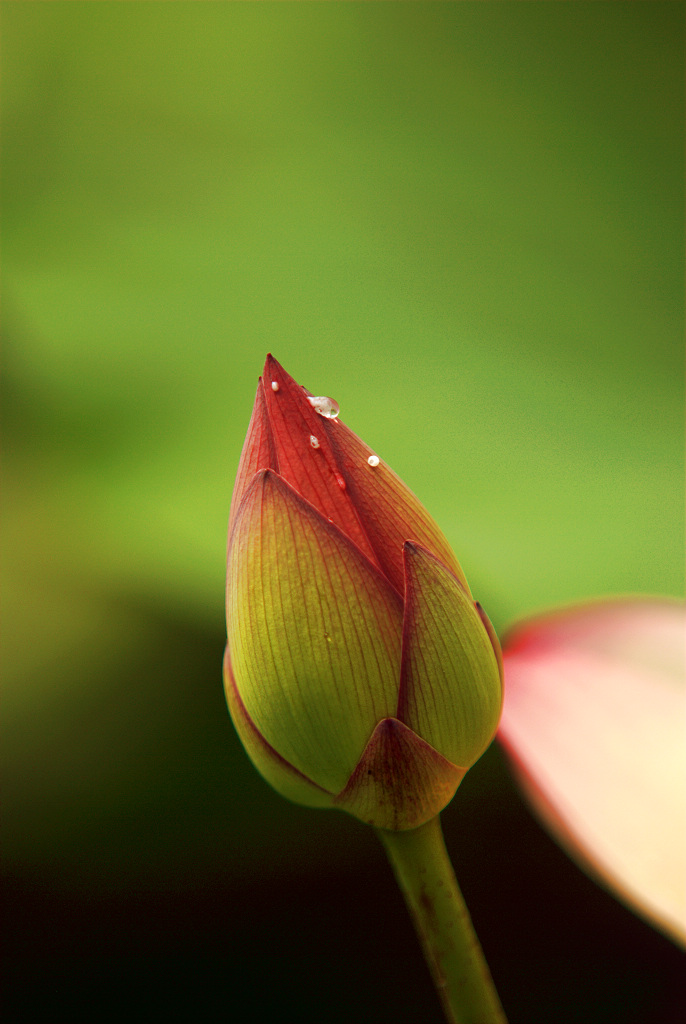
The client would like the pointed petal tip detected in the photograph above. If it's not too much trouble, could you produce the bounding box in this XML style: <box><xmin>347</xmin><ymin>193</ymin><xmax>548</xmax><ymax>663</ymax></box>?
<box><xmin>334</xmin><ymin>717</ymin><xmax>466</xmax><ymax>831</ymax></box>
<box><xmin>263</xmin><ymin>353</ymin><xmax>287</xmax><ymax>389</ymax></box>
<box><xmin>401</xmin><ymin>537</ymin><xmax>471</xmax><ymax>597</ymax></box>
<box><xmin>264</xmin><ymin>353</ymin><xmax>295</xmax><ymax>386</ymax></box>
<box><xmin>402</xmin><ymin>539</ymin><xmax>442</xmax><ymax>574</ymax></box>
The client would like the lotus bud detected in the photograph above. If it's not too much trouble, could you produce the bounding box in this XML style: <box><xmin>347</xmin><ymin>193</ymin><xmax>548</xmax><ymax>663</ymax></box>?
<box><xmin>225</xmin><ymin>355</ymin><xmax>503</xmax><ymax>830</ymax></box>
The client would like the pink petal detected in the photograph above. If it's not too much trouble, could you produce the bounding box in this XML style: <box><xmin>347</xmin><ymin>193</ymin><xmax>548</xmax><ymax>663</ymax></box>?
<box><xmin>499</xmin><ymin>598</ymin><xmax>686</xmax><ymax>946</ymax></box>
<box><xmin>324</xmin><ymin>410</ymin><xmax>468</xmax><ymax>596</ymax></box>
<box><xmin>233</xmin><ymin>356</ymin><xmax>467</xmax><ymax>596</ymax></box>
<box><xmin>260</xmin><ymin>355</ymin><xmax>381</xmax><ymax>570</ymax></box>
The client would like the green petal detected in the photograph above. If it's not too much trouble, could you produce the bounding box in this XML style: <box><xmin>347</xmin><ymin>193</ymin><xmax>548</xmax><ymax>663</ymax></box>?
<box><xmin>227</xmin><ymin>470</ymin><xmax>403</xmax><ymax>793</ymax></box>
<box><xmin>476</xmin><ymin>601</ymin><xmax>505</xmax><ymax>686</ymax></box>
<box><xmin>397</xmin><ymin>543</ymin><xmax>503</xmax><ymax>767</ymax></box>
<box><xmin>334</xmin><ymin>717</ymin><xmax>466</xmax><ymax>831</ymax></box>
<box><xmin>223</xmin><ymin>647</ymin><xmax>334</xmax><ymax>809</ymax></box>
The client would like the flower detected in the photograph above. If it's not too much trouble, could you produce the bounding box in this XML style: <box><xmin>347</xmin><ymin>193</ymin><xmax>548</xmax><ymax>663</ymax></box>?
<box><xmin>499</xmin><ymin>597</ymin><xmax>686</xmax><ymax>946</ymax></box>
<box><xmin>224</xmin><ymin>355</ymin><xmax>503</xmax><ymax>831</ymax></box>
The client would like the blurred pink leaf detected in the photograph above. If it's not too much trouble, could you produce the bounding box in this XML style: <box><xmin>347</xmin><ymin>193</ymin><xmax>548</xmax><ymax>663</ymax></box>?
<box><xmin>499</xmin><ymin>598</ymin><xmax>686</xmax><ymax>947</ymax></box>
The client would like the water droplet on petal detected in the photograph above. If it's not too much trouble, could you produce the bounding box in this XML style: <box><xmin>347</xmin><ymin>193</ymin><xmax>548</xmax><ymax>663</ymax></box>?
<box><xmin>308</xmin><ymin>395</ymin><xmax>340</xmax><ymax>419</ymax></box>
<box><xmin>367</xmin><ymin>455</ymin><xmax>380</xmax><ymax>467</ymax></box>
<box><xmin>271</xmin><ymin>381</ymin><xmax>279</xmax><ymax>392</ymax></box>
<box><xmin>310</xmin><ymin>435</ymin><xmax>320</xmax><ymax>449</ymax></box>
<box><xmin>335</xmin><ymin>474</ymin><xmax>346</xmax><ymax>489</ymax></box>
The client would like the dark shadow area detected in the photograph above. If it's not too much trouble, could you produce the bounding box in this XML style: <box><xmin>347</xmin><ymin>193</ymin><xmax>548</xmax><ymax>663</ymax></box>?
<box><xmin>3</xmin><ymin>592</ymin><xmax>684</xmax><ymax>1023</ymax></box>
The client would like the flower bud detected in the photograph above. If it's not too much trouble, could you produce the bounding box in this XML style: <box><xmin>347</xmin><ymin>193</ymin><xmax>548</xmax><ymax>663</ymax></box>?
<box><xmin>225</xmin><ymin>356</ymin><xmax>503</xmax><ymax>830</ymax></box>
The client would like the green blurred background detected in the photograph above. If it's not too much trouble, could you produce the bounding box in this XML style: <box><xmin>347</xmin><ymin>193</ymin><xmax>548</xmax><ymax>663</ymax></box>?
<box><xmin>2</xmin><ymin>3</ymin><xmax>684</xmax><ymax>1022</ymax></box>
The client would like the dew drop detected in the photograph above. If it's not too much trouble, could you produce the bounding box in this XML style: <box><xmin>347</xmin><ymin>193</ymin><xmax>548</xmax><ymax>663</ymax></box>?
<box><xmin>308</xmin><ymin>395</ymin><xmax>340</xmax><ymax>419</ymax></box>
<box><xmin>335</xmin><ymin>474</ymin><xmax>346</xmax><ymax>489</ymax></box>
<box><xmin>367</xmin><ymin>455</ymin><xmax>380</xmax><ymax>467</ymax></box>
<box><xmin>271</xmin><ymin>381</ymin><xmax>279</xmax><ymax>392</ymax></box>
<box><xmin>310</xmin><ymin>435</ymin><xmax>320</xmax><ymax>449</ymax></box>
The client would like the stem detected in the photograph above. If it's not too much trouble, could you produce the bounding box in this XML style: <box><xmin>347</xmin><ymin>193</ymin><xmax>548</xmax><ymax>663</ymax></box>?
<box><xmin>377</xmin><ymin>815</ymin><xmax>507</xmax><ymax>1024</ymax></box>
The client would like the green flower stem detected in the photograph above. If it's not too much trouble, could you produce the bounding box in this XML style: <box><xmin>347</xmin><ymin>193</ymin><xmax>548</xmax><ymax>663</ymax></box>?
<box><xmin>377</xmin><ymin>815</ymin><xmax>507</xmax><ymax>1024</ymax></box>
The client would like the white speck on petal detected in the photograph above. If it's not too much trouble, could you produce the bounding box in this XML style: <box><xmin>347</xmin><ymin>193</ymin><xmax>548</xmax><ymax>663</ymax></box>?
<box><xmin>307</xmin><ymin>395</ymin><xmax>340</xmax><ymax>419</ymax></box>
<box><xmin>310</xmin><ymin>435</ymin><xmax>320</xmax><ymax>449</ymax></box>
<box><xmin>367</xmin><ymin>455</ymin><xmax>380</xmax><ymax>467</ymax></box>
<box><xmin>271</xmin><ymin>381</ymin><xmax>279</xmax><ymax>392</ymax></box>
